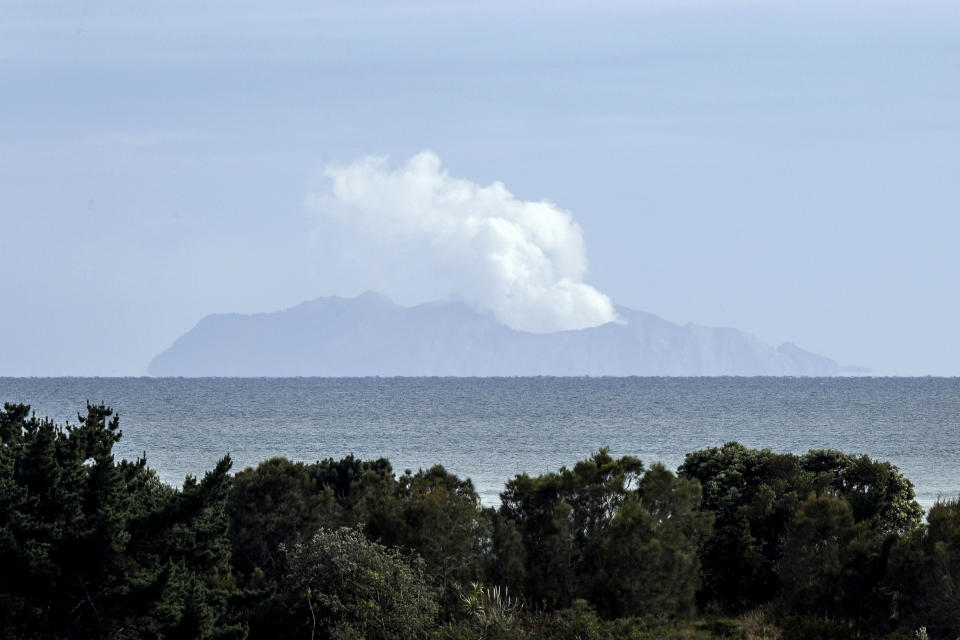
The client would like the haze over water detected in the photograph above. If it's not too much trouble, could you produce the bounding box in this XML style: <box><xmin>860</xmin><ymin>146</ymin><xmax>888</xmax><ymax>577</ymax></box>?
<box><xmin>3</xmin><ymin>377</ymin><xmax>957</xmax><ymax>509</ymax></box>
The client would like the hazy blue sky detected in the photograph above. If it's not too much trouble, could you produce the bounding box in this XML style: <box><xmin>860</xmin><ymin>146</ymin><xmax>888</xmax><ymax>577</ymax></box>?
<box><xmin>2</xmin><ymin>0</ymin><xmax>958</xmax><ymax>375</ymax></box>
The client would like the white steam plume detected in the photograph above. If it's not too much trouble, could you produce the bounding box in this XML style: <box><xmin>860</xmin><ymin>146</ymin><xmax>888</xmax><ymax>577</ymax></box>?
<box><xmin>306</xmin><ymin>151</ymin><xmax>617</xmax><ymax>333</ymax></box>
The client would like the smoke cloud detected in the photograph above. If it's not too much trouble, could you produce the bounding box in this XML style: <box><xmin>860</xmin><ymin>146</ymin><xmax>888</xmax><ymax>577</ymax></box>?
<box><xmin>306</xmin><ymin>151</ymin><xmax>617</xmax><ymax>333</ymax></box>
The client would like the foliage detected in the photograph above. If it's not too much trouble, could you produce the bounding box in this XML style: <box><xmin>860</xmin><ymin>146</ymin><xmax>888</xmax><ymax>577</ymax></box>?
<box><xmin>390</xmin><ymin>467</ymin><xmax>491</xmax><ymax>610</ymax></box>
<box><xmin>497</xmin><ymin>448</ymin><xmax>646</xmax><ymax>609</ymax></box>
<box><xmin>799</xmin><ymin>449</ymin><xmax>924</xmax><ymax>536</ymax></box>
<box><xmin>228</xmin><ymin>455</ymin><xmax>490</xmax><ymax>631</ymax></box>
<box><xmin>887</xmin><ymin>494</ymin><xmax>960</xmax><ymax>638</ymax></box>
<box><xmin>778</xmin><ymin>492</ymin><xmax>893</xmax><ymax>634</ymax></box>
<box><xmin>0</xmin><ymin>402</ymin><xmax>243</xmax><ymax>639</ymax></box>
<box><xmin>457</xmin><ymin>582</ymin><xmax>523</xmax><ymax>640</ymax></box>
<box><xmin>595</xmin><ymin>463</ymin><xmax>713</xmax><ymax>618</ymax></box>
<box><xmin>282</xmin><ymin>526</ymin><xmax>439</xmax><ymax>640</ymax></box>
<box><xmin>0</xmin><ymin>401</ymin><xmax>951</xmax><ymax>640</ymax></box>
<box><xmin>679</xmin><ymin>443</ymin><xmax>807</xmax><ymax>610</ymax></box>
<box><xmin>679</xmin><ymin>442</ymin><xmax>923</xmax><ymax>614</ymax></box>
<box><xmin>228</xmin><ymin>456</ymin><xmax>330</xmax><ymax>582</ymax></box>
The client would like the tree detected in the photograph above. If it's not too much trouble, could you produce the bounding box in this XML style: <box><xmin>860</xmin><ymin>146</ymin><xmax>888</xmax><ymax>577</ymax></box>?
<box><xmin>887</xmin><ymin>495</ymin><xmax>960</xmax><ymax>638</ymax></box>
<box><xmin>800</xmin><ymin>449</ymin><xmax>923</xmax><ymax>536</ymax></box>
<box><xmin>0</xmin><ymin>402</ymin><xmax>244</xmax><ymax>639</ymax></box>
<box><xmin>779</xmin><ymin>494</ymin><xmax>859</xmax><ymax>617</ymax></box>
<box><xmin>390</xmin><ymin>466</ymin><xmax>490</xmax><ymax>611</ymax></box>
<box><xmin>228</xmin><ymin>457</ymin><xmax>332</xmax><ymax>583</ymax></box>
<box><xmin>308</xmin><ymin>455</ymin><xmax>396</xmax><ymax>527</ymax></box>
<box><xmin>679</xmin><ymin>442</ymin><xmax>803</xmax><ymax>610</ymax></box>
<box><xmin>497</xmin><ymin>450</ymin><xmax>711</xmax><ymax>617</ymax></box>
<box><xmin>498</xmin><ymin>449</ymin><xmax>644</xmax><ymax>609</ymax></box>
<box><xmin>129</xmin><ymin>455</ymin><xmax>244</xmax><ymax>639</ymax></box>
<box><xmin>283</xmin><ymin>527</ymin><xmax>438</xmax><ymax>640</ymax></box>
<box><xmin>0</xmin><ymin>402</ymin><xmax>130</xmax><ymax>637</ymax></box>
<box><xmin>596</xmin><ymin>463</ymin><xmax>712</xmax><ymax>618</ymax></box>
<box><xmin>680</xmin><ymin>442</ymin><xmax>924</xmax><ymax>613</ymax></box>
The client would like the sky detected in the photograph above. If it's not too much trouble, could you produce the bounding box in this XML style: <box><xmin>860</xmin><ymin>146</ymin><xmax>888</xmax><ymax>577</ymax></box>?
<box><xmin>1</xmin><ymin>0</ymin><xmax>958</xmax><ymax>376</ymax></box>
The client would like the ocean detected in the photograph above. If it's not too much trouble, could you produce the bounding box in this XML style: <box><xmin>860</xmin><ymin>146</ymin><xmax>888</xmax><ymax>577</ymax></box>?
<box><xmin>2</xmin><ymin>377</ymin><xmax>958</xmax><ymax>509</ymax></box>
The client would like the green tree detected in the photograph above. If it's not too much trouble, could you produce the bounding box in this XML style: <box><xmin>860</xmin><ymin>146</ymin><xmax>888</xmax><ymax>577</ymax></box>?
<box><xmin>0</xmin><ymin>402</ymin><xmax>131</xmax><ymax>637</ymax></box>
<box><xmin>779</xmin><ymin>494</ymin><xmax>860</xmax><ymax>618</ymax></box>
<box><xmin>487</xmin><ymin>510</ymin><xmax>526</xmax><ymax>598</ymax></box>
<box><xmin>596</xmin><ymin>463</ymin><xmax>712</xmax><ymax>618</ymax></box>
<box><xmin>308</xmin><ymin>454</ymin><xmax>397</xmax><ymax>530</ymax></box>
<box><xmin>680</xmin><ymin>443</ymin><xmax>923</xmax><ymax>613</ymax></box>
<box><xmin>283</xmin><ymin>527</ymin><xmax>439</xmax><ymax>640</ymax></box>
<box><xmin>778</xmin><ymin>490</ymin><xmax>906</xmax><ymax>638</ymax></box>
<box><xmin>498</xmin><ymin>449</ymin><xmax>711</xmax><ymax>618</ymax></box>
<box><xmin>0</xmin><ymin>402</ymin><xmax>243</xmax><ymax>639</ymax></box>
<box><xmin>390</xmin><ymin>466</ymin><xmax>491</xmax><ymax>610</ymax></box>
<box><xmin>887</xmin><ymin>495</ymin><xmax>960</xmax><ymax>638</ymax></box>
<box><xmin>679</xmin><ymin>442</ymin><xmax>804</xmax><ymax>610</ymax></box>
<box><xmin>499</xmin><ymin>449</ymin><xmax>644</xmax><ymax>609</ymax></box>
<box><xmin>228</xmin><ymin>457</ymin><xmax>332</xmax><ymax>582</ymax></box>
<box><xmin>800</xmin><ymin>449</ymin><xmax>923</xmax><ymax>536</ymax></box>
<box><xmin>130</xmin><ymin>455</ymin><xmax>244</xmax><ymax>639</ymax></box>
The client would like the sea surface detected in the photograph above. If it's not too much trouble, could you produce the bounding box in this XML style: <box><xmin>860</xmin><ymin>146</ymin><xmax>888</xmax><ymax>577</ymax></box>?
<box><xmin>2</xmin><ymin>377</ymin><xmax>958</xmax><ymax>510</ymax></box>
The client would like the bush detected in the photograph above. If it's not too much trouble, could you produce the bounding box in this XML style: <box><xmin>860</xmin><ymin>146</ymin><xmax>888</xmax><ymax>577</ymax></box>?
<box><xmin>282</xmin><ymin>526</ymin><xmax>439</xmax><ymax>640</ymax></box>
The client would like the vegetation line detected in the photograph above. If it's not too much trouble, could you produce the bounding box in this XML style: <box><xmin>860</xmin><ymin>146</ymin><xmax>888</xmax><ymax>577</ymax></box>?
<box><xmin>2</xmin><ymin>402</ymin><xmax>958</xmax><ymax>639</ymax></box>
